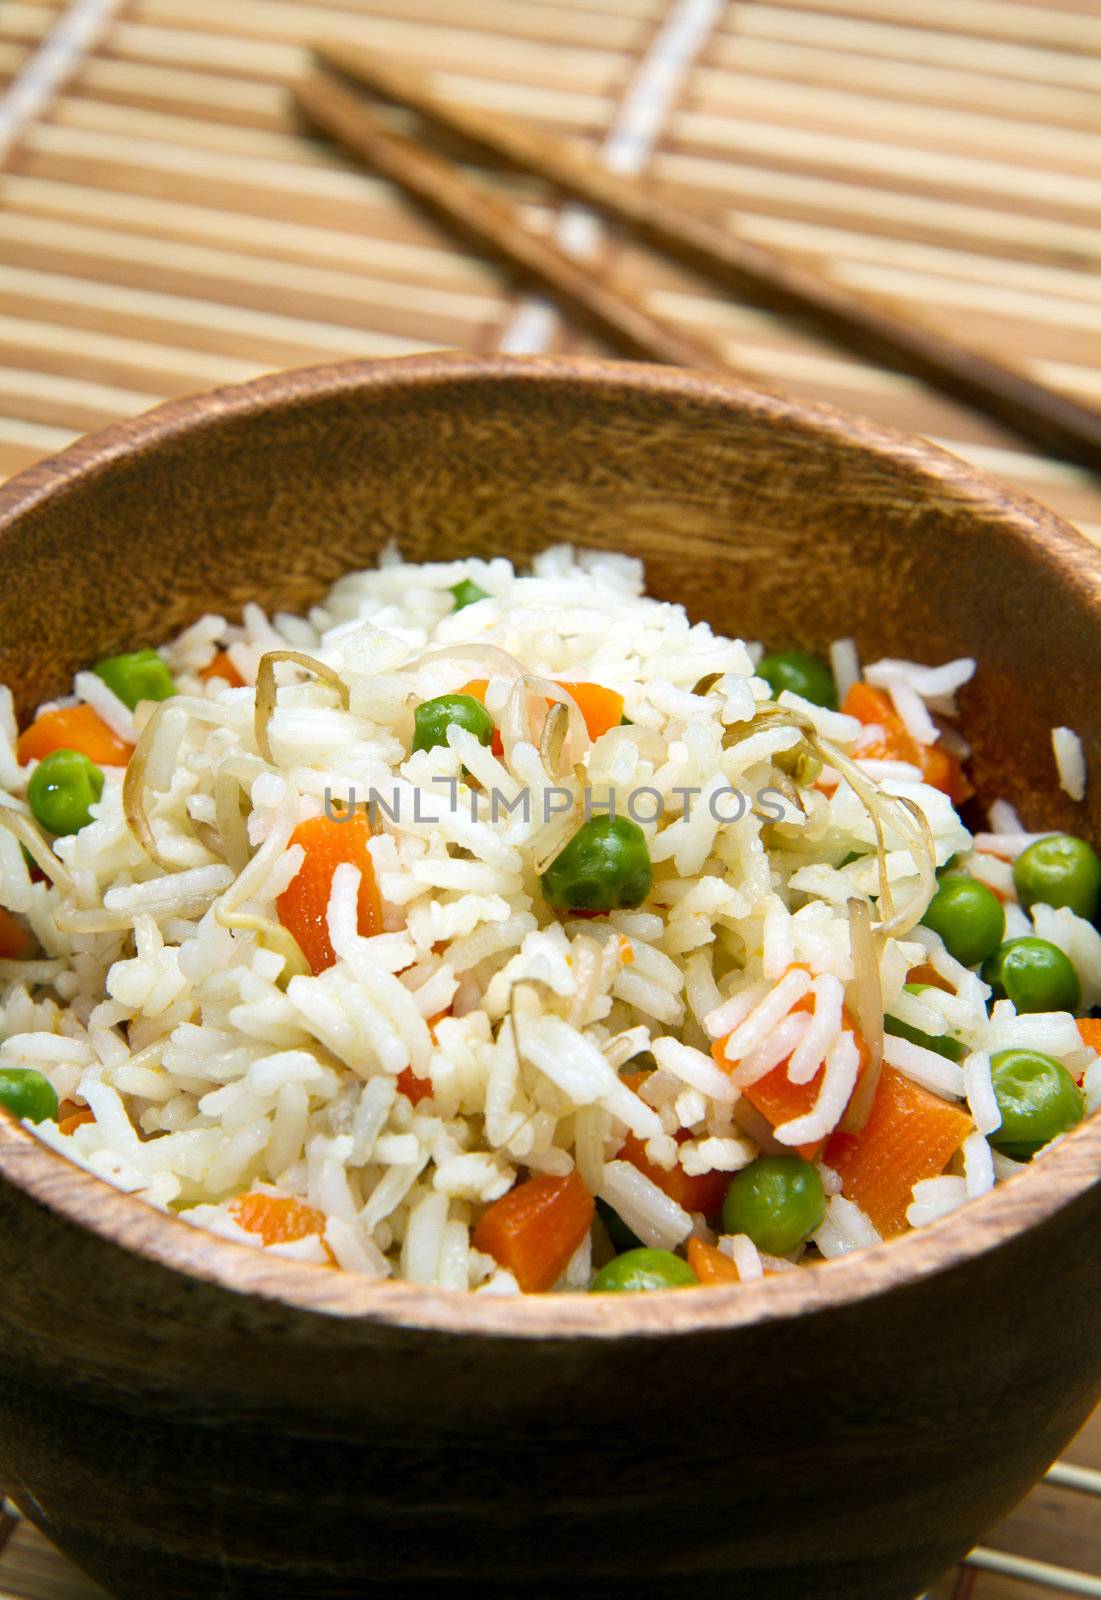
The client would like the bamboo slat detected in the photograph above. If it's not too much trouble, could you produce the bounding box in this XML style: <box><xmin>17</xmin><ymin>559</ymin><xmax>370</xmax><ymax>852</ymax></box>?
<box><xmin>0</xmin><ymin>5</ymin><xmax>1100</xmax><ymax>1595</ymax></box>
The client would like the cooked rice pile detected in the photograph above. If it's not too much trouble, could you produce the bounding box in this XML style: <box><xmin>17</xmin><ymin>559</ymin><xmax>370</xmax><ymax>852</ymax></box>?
<box><xmin>1</xmin><ymin>545</ymin><xmax>1098</xmax><ymax>1291</ymax></box>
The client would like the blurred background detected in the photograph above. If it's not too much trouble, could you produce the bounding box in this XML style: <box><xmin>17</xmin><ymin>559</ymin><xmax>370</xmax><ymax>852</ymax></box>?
<box><xmin>0</xmin><ymin>1</ymin><xmax>1100</xmax><ymax>1596</ymax></box>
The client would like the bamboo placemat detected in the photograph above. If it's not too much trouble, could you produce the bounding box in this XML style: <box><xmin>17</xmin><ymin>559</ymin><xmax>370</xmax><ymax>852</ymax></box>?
<box><xmin>1</xmin><ymin>2</ymin><xmax>1101</xmax><ymax>1597</ymax></box>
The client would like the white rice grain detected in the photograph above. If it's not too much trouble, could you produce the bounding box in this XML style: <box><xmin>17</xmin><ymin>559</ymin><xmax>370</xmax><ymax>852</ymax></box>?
<box><xmin>599</xmin><ymin>1160</ymin><xmax>692</xmax><ymax>1250</ymax></box>
<box><xmin>1053</xmin><ymin>726</ymin><xmax>1086</xmax><ymax>802</ymax></box>
<box><xmin>650</xmin><ymin>1036</ymin><xmax>737</xmax><ymax>1104</ymax></box>
<box><xmin>729</xmin><ymin>1011</ymin><xmax>811</xmax><ymax>1089</ymax></box>
<box><xmin>828</xmin><ymin>638</ymin><xmax>860</xmax><ymax>701</ymax></box>
<box><xmin>774</xmin><ymin>1029</ymin><xmax>860</xmax><ymax>1146</ymax></box>
<box><xmin>325</xmin><ymin>1216</ymin><xmax>390</xmax><ymax>1277</ymax></box>
<box><xmin>401</xmin><ymin>1190</ymin><xmax>449</xmax><ymax>1285</ymax></box>
<box><xmin>962</xmin><ymin>1130</ymin><xmax>995</xmax><ymax>1200</ymax></box>
<box><xmin>906</xmin><ymin>1175</ymin><xmax>967</xmax><ymax>1227</ymax></box>
<box><xmin>787</xmin><ymin>974</ymin><xmax>843</xmax><ymax>1085</ymax></box>
<box><xmin>963</xmin><ymin>1050</ymin><xmax>1000</xmax><ymax>1136</ymax></box>
<box><xmin>711</xmin><ymin>967</ymin><xmax>813</xmax><ymax>1063</ymax></box>
<box><xmin>73</xmin><ymin>670</ymin><xmax>137</xmax><ymax>746</ymax></box>
<box><xmin>814</xmin><ymin>1194</ymin><xmax>881</xmax><ymax>1258</ymax></box>
<box><xmin>883</xmin><ymin>1032</ymin><xmax>965</xmax><ymax>1099</ymax></box>
<box><xmin>726</xmin><ymin>1233</ymin><xmax>764</xmax><ymax>1281</ymax></box>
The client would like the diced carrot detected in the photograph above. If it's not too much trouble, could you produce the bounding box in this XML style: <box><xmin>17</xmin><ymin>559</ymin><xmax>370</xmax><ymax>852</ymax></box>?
<box><xmin>395</xmin><ymin>1011</ymin><xmax>449</xmax><ymax>1105</ymax></box>
<box><xmin>917</xmin><ymin>743</ymin><xmax>974</xmax><ymax>806</ymax></box>
<box><xmin>554</xmin><ymin>681</ymin><xmax>624</xmax><ymax>741</ymax></box>
<box><xmin>399</xmin><ymin>1009</ymin><xmax>451</xmax><ymax>1096</ymax></box>
<box><xmin>230</xmin><ymin>1191</ymin><xmax>331</xmax><ymax>1252</ymax></box>
<box><xmin>0</xmin><ymin>907</ymin><xmax>32</xmax><ymax>960</ymax></box>
<box><xmin>824</xmin><ymin>1066</ymin><xmax>972</xmax><ymax>1238</ymax></box>
<box><xmin>618</xmin><ymin>1129</ymin><xmax>730</xmax><ymax>1217</ymax></box>
<box><xmin>276</xmin><ymin>811</ymin><xmax>382</xmax><ymax>976</ymax></box>
<box><xmin>457</xmin><ymin>678</ymin><xmax>504</xmax><ymax>758</ymax></box>
<box><xmin>460</xmin><ymin>678</ymin><xmax>624</xmax><ymax>754</ymax></box>
<box><xmin>906</xmin><ymin>963</ymin><xmax>954</xmax><ymax>994</ymax></box>
<box><xmin>618</xmin><ymin>1068</ymin><xmax>652</xmax><ymax>1097</ymax></box>
<box><xmin>842</xmin><ymin>682</ymin><xmax>911</xmax><ymax>761</ymax></box>
<box><xmin>686</xmin><ymin>1237</ymin><xmax>741</xmax><ymax>1285</ymax></box>
<box><xmin>618</xmin><ymin>934</ymin><xmax>634</xmax><ymax>964</ymax></box>
<box><xmin>58</xmin><ymin>1107</ymin><xmax>96</xmax><ymax>1136</ymax></box>
<box><xmin>17</xmin><ymin>704</ymin><xmax>133</xmax><ymax>767</ymax></box>
<box><xmin>1077</xmin><ymin>1018</ymin><xmax>1101</xmax><ymax>1053</ymax></box>
<box><xmin>1072</xmin><ymin>1018</ymin><xmax>1101</xmax><ymax>1083</ymax></box>
<box><xmin>472</xmin><ymin>1170</ymin><xmax>594</xmax><ymax>1293</ymax></box>
<box><xmin>396</xmin><ymin>1067</ymin><xmax>433</xmax><ymax>1106</ymax></box>
<box><xmin>842</xmin><ymin>681</ymin><xmax>972</xmax><ymax>803</ymax></box>
<box><xmin>710</xmin><ymin>994</ymin><xmax>868</xmax><ymax>1161</ymax></box>
<box><xmin>199</xmin><ymin>650</ymin><xmax>246</xmax><ymax>688</ymax></box>
<box><xmin>736</xmin><ymin>1066</ymin><xmax>827</xmax><ymax>1162</ymax></box>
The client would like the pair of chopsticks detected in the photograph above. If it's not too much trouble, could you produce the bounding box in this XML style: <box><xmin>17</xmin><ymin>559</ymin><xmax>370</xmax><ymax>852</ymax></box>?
<box><xmin>294</xmin><ymin>45</ymin><xmax>1101</xmax><ymax>475</ymax></box>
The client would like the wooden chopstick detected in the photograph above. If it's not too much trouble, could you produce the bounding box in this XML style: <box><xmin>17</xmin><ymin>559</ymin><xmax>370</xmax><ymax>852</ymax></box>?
<box><xmin>294</xmin><ymin>75</ymin><xmax>736</xmax><ymax>376</ymax></box>
<box><xmin>308</xmin><ymin>42</ymin><xmax>1101</xmax><ymax>476</ymax></box>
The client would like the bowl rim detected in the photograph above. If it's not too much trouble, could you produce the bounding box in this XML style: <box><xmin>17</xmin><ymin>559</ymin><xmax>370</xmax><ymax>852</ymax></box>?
<box><xmin>2</xmin><ymin>348</ymin><xmax>1100</xmax><ymax>1341</ymax></box>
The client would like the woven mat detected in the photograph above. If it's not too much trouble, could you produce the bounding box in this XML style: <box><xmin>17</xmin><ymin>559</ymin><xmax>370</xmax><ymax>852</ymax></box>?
<box><xmin>1</xmin><ymin>2</ymin><xmax>1101</xmax><ymax>1596</ymax></box>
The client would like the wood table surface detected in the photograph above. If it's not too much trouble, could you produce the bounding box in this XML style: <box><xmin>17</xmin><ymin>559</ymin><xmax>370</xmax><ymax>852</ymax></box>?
<box><xmin>1</xmin><ymin>0</ymin><xmax>1100</xmax><ymax>1596</ymax></box>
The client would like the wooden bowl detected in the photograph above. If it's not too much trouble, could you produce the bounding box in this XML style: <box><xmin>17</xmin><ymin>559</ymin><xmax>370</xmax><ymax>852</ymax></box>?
<box><xmin>1</xmin><ymin>353</ymin><xmax>1100</xmax><ymax>1600</ymax></box>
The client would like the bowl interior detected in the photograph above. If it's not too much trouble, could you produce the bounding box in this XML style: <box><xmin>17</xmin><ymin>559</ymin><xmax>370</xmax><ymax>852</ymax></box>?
<box><xmin>1</xmin><ymin>351</ymin><xmax>1100</xmax><ymax>1333</ymax></box>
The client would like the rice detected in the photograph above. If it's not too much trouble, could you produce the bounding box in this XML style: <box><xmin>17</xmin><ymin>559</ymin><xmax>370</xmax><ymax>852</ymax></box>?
<box><xmin>963</xmin><ymin>1051</ymin><xmax>1001</xmax><ymax>1137</ymax></box>
<box><xmin>1053</xmin><ymin>726</ymin><xmax>1087</xmax><ymax>802</ymax></box>
<box><xmin>0</xmin><ymin>541</ymin><xmax>1093</xmax><ymax>1294</ymax></box>
<box><xmin>725</xmin><ymin>1233</ymin><xmax>764</xmax><ymax>1280</ymax></box>
<box><xmin>813</xmin><ymin>1195</ymin><xmax>881</xmax><ymax>1258</ymax></box>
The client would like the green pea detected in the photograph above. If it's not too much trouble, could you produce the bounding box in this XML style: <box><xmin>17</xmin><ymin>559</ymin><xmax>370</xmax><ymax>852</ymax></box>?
<box><xmin>1014</xmin><ymin>834</ymin><xmax>1101</xmax><ymax>922</ymax></box>
<box><xmin>595</xmin><ymin>1197</ymin><xmax>643</xmax><ymax>1255</ymax></box>
<box><xmin>989</xmin><ymin>1048</ymin><xmax>1083</xmax><ymax>1160</ymax></box>
<box><xmin>0</xmin><ymin>1067</ymin><xmax>59</xmax><ymax>1125</ymax></box>
<box><xmin>722</xmin><ymin>1155</ymin><xmax>825</xmax><ymax>1257</ymax></box>
<box><xmin>27</xmin><ymin>748</ymin><xmax>104</xmax><ymax>836</ymax></box>
<box><xmin>93</xmin><ymin>648</ymin><xmax>175</xmax><ymax>710</ymax></box>
<box><xmin>411</xmin><ymin>693</ymin><xmax>494</xmax><ymax>755</ymax></box>
<box><xmin>921</xmin><ymin>876</ymin><xmax>1005</xmax><ymax>968</ymax></box>
<box><xmin>757</xmin><ymin>650</ymin><xmax>838</xmax><ymax>710</ymax></box>
<box><xmin>982</xmin><ymin>937</ymin><xmax>1081</xmax><ymax>1014</ymax></box>
<box><xmin>541</xmin><ymin>816</ymin><xmax>652</xmax><ymax>913</ymax></box>
<box><xmin>884</xmin><ymin>983</ymin><xmax>965</xmax><ymax>1063</ymax></box>
<box><xmin>589</xmin><ymin>1247</ymin><xmax>698</xmax><ymax>1292</ymax></box>
<box><xmin>449</xmin><ymin>579</ymin><xmax>489</xmax><ymax>611</ymax></box>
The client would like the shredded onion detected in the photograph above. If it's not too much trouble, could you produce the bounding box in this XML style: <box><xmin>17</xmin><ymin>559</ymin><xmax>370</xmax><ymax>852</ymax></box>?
<box><xmin>213</xmin><ymin>800</ymin><xmax>297</xmax><ymax>918</ymax></box>
<box><xmin>215</xmin><ymin>908</ymin><xmax>311</xmax><ymax>985</ymax></box>
<box><xmin>123</xmin><ymin>698</ymin><xmax>185</xmax><ymax>870</ymax></box>
<box><xmin>531</xmin><ymin>797</ymin><xmax>583</xmax><ymax>877</ymax></box>
<box><xmin>692</xmin><ymin>672</ymin><xmax>723</xmax><ymax>696</ymax></box>
<box><xmin>53</xmin><ymin>897</ymin><xmax>216</xmax><ymax>934</ymax></box>
<box><xmin>210</xmin><ymin>799</ymin><xmax>310</xmax><ymax>986</ymax></box>
<box><xmin>565</xmin><ymin>934</ymin><xmax>602</xmax><ymax>1030</ymax></box>
<box><xmin>498</xmin><ymin>675</ymin><xmax>588</xmax><ymax>771</ymax></box>
<box><xmin>539</xmin><ymin>700</ymin><xmax>570</xmax><ymax>780</ymax></box>
<box><xmin>0</xmin><ymin>806</ymin><xmax>73</xmax><ymax>892</ymax></box>
<box><xmin>601</xmin><ymin>1026</ymin><xmax>653</xmax><ymax>1071</ymax></box>
<box><xmin>732</xmin><ymin>1096</ymin><xmax>788</xmax><ymax>1156</ymax></box>
<box><xmin>213</xmin><ymin>759</ymin><xmax>262</xmax><ymax>875</ymax></box>
<box><xmin>738</xmin><ymin>702</ymin><xmax>937</xmax><ymax>938</ymax></box>
<box><xmin>839</xmin><ymin>896</ymin><xmax>884</xmax><ymax>1133</ymax></box>
<box><xmin>406</xmin><ymin>643</ymin><xmax>524</xmax><ymax>681</ymax></box>
<box><xmin>254</xmin><ymin>651</ymin><xmax>350</xmax><ymax>765</ymax></box>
